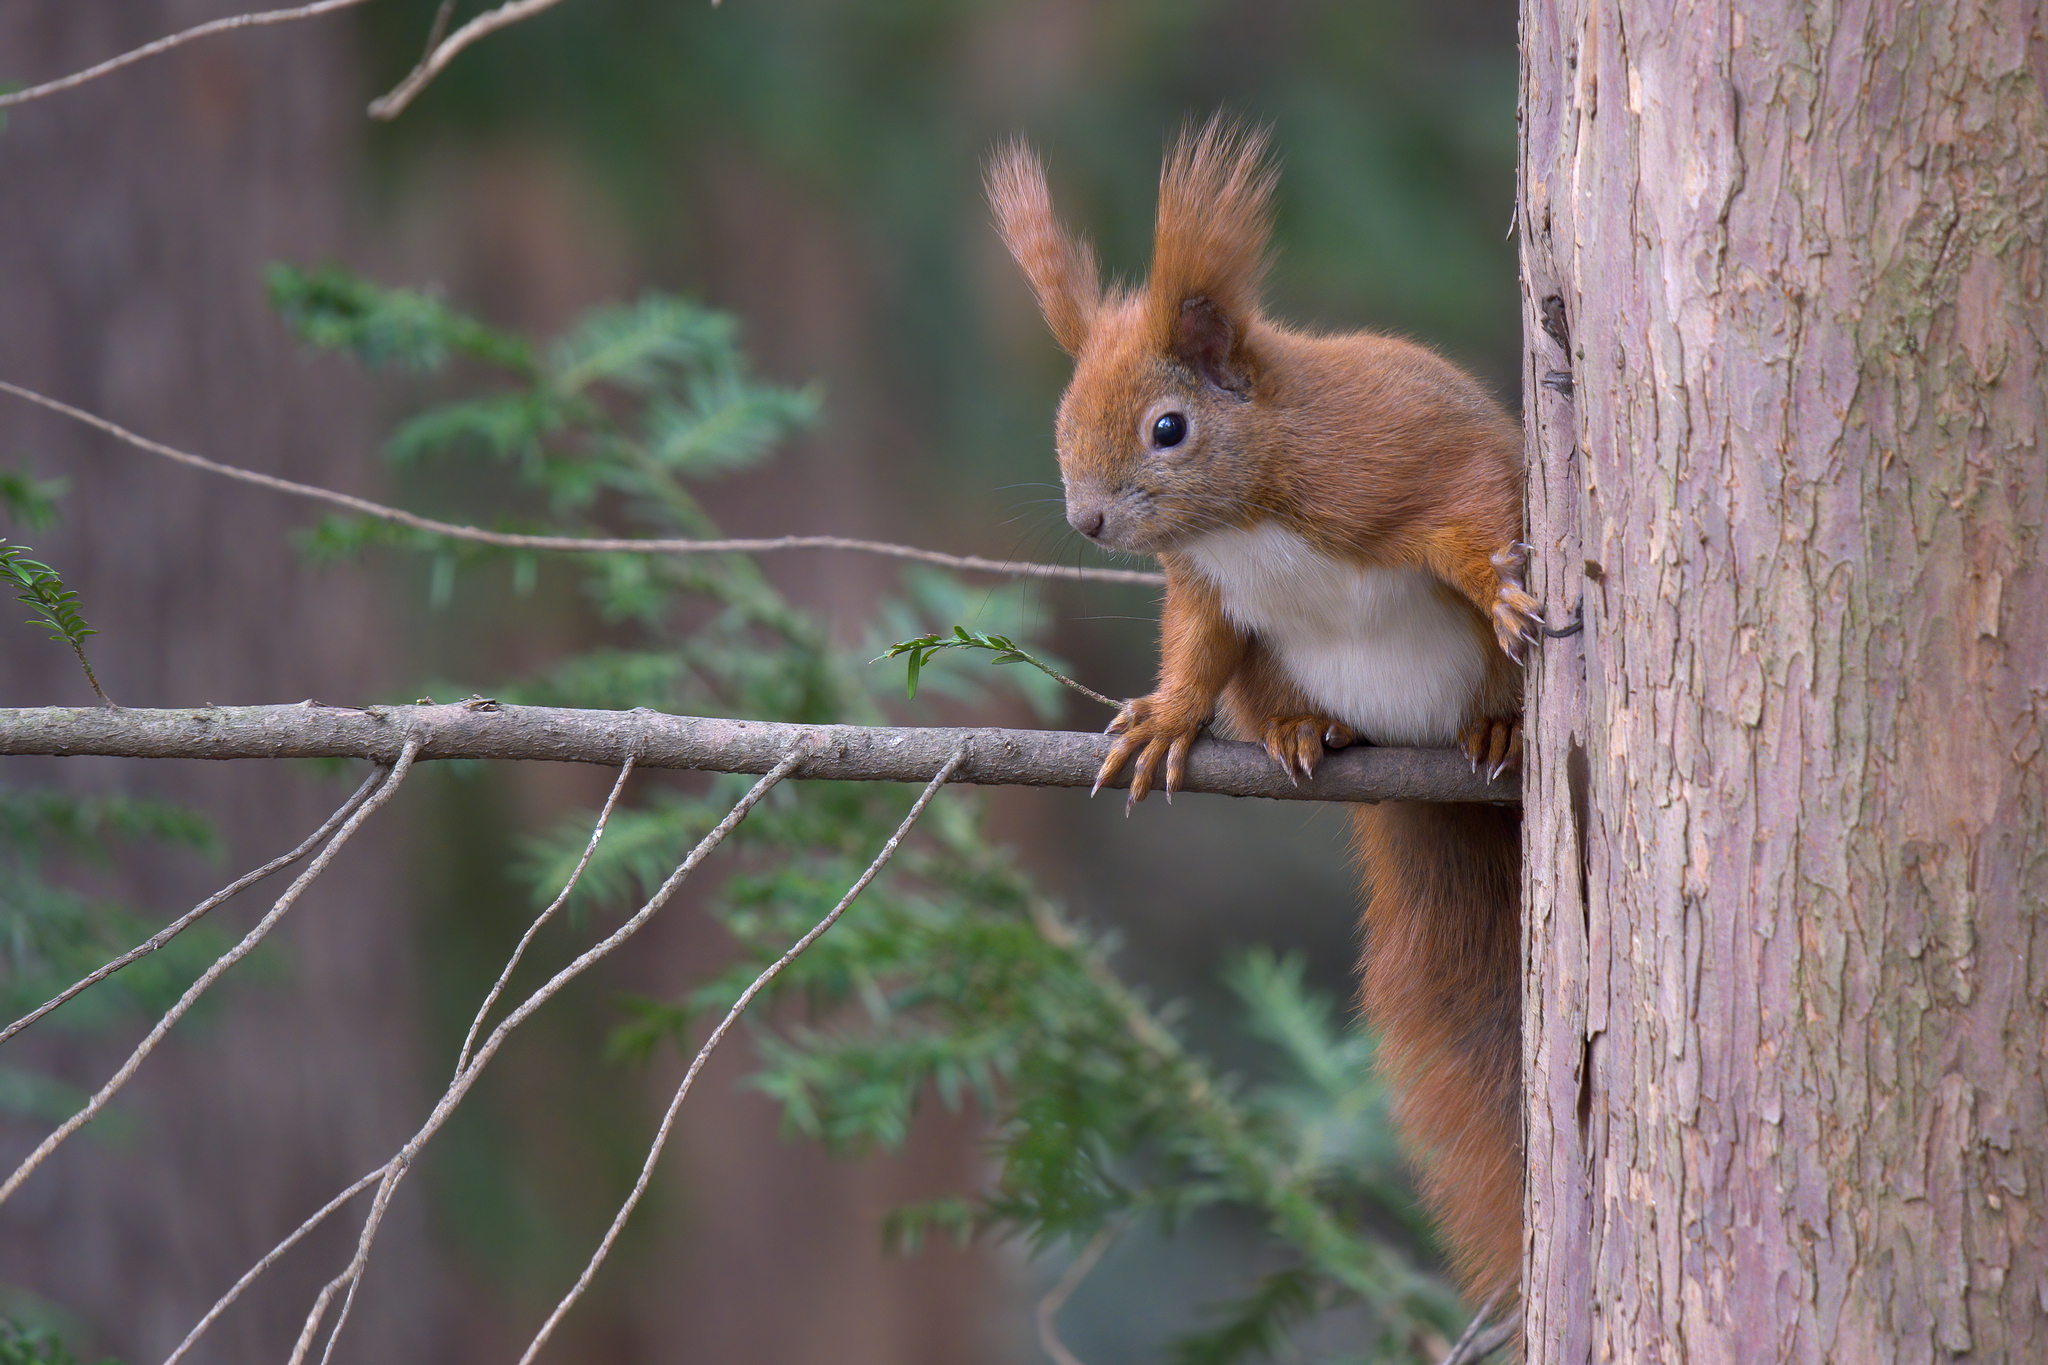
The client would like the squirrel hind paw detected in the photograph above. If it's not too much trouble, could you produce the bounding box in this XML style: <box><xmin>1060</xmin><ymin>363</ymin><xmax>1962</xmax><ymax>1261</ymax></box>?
<box><xmin>1257</xmin><ymin>715</ymin><xmax>1356</xmax><ymax>782</ymax></box>
<box><xmin>1491</xmin><ymin>584</ymin><xmax>1542</xmax><ymax>661</ymax></box>
<box><xmin>1459</xmin><ymin>716</ymin><xmax>1523</xmax><ymax>778</ymax></box>
<box><xmin>1489</xmin><ymin>541</ymin><xmax>1532</xmax><ymax>575</ymax></box>
<box><xmin>1096</xmin><ymin>694</ymin><xmax>1205</xmax><ymax>807</ymax></box>
<box><xmin>1489</xmin><ymin>541</ymin><xmax>1541</xmax><ymax>660</ymax></box>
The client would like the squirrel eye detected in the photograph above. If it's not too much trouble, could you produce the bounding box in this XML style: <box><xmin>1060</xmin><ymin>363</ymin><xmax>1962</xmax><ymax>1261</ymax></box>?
<box><xmin>1151</xmin><ymin>411</ymin><xmax>1188</xmax><ymax>449</ymax></box>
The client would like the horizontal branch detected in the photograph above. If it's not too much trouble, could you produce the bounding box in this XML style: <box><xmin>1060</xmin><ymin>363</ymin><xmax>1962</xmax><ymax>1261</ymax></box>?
<box><xmin>0</xmin><ymin>380</ymin><xmax>1164</xmax><ymax>587</ymax></box>
<box><xmin>0</xmin><ymin>704</ymin><xmax>1519</xmax><ymax>806</ymax></box>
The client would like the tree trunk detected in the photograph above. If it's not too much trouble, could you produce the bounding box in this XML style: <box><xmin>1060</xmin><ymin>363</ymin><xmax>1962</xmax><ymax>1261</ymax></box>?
<box><xmin>1518</xmin><ymin>1</ymin><xmax>2047</xmax><ymax>1360</ymax></box>
<box><xmin>0</xmin><ymin>8</ymin><xmax>442</xmax><ymax>1361</ymax></box>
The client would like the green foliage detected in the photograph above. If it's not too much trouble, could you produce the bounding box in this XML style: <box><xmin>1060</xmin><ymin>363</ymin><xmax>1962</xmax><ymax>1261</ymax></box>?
<box><xmin>266</xmin><ymin>263</ymin><xmax>534</xmax><ymax>374</ymax></box>
<box><xmin>0</xmin><ymin>1317</ymin><xmax>110</xmax><ymax>1365</ymax></box>
<box><xmin>0</xmin><ymin>782</ymin><xmax>228</xmax><ymax>1134</ymax></box>
<box><xmin>0</xmin><ymin>486</ymin><xmax>216</xmax><ymax>1343</ymax></box>
<box><xmin>354</xmin><ymin>0</ymin><xmax>1521</xmax><ymax>508</ymax></box>
<box><xmin>1170</xmin><ymin>1266</ymin><xmax>1323</xmax><ymax>1365</ymax></box>
<box><xmin>0</xmin><ymin>539</ymin><xmax>109</xmax><ymax>704</ymax></box>
<box><xmin>877</xmin><ymin>625</ymin><xmax>1110</xmax><ymax>709</ymax></box>
<box><xmin>0</xmin><ymin>465</ymin><xmax>66</xmax><ymax>531</ymax></box>
<box><xmin>0</xmin><ymin>786</ymin><xmax>223</xmax><ymax>1033</ymax></box>
<box><xmin>285</xmin><ymin>269</ymin><xmax>1459</xmax><ymax>1360</ymax></box>
<box><xmin>1</xmin><ymin>540</ymin><xmax>93</xmax><ymax>650</ymax></box>
<box><xmin>0</xmin><ymin>787</ymin><xmax>217</xmax><ymax>861</ymax></box>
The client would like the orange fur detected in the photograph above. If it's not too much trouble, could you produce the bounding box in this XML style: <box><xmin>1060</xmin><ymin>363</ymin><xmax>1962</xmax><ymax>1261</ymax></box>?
<box><xmin>1146</xmin><ymin>121</ymin><xmax>1279</xmax><ymax>353</ymax></box>
<box><xmin>986</xmin><ymin>140</ymin><xmax>1101</xmax><ymax>357</ymax></box>
<box><xmin>990</xmin><ymin>117</ymin><xmax>1536</xmax><ymax>1301</ymax></box>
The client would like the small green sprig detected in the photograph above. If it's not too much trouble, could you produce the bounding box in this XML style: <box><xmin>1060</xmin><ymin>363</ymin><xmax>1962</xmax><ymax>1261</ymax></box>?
<box><xmin>876</xmin><ymin>626</ymin><xmax>1117</xmax><ymax>709</ymax></box>
<box><xmin>0</xmin><ymin>540</ymin><xmax>110</xmax><ymax>706</ymax></box>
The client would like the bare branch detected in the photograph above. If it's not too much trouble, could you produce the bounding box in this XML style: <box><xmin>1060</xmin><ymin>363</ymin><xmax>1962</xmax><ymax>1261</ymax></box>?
<box><xmin>0</xmin><ymin>0</ymin><xmax>375</xmax><ymax>111</ymax></box>
<box><xmin>417</xmin><ymin>0</ymin><xmax>461</xmax><ymax>59</ymax></box>
<box><xmin>292</xmin><ymin>751</ymin><xmax>804</xmax><ymax>1363</ymax></box>
<box><xmin>518</xmin><ymin>747</ymin><xmax>969</xmax><ymax>1363</ymax></box>
<box><xmin>1445</xmin><ymin>1320</ymin><xmax>1518</xmax><ymax>1364</ymax></box>
<box><xmin>453</xmin><ymin>756</ymin><xmax>635</xmax><ymax>1077</ymax></box>
<box><xmin>0</xmin><ymin>380</ymin><xmax>1161</xmax><ymax>586</ymax></box>
<box><xmin>0</xmin><ymin>703</ymin><xmax>1520</xmax><ymax>805</ymax></box>
<box><xmin>0</xmin><ymin>740</ymin><xmax>420</xmax><ymax>1208</ymax></box>
<box><xmin>0</xmin><ymin>766</ymin><xmax>385</xmax><ymax>1046</ymax></box>
<box><xmin>1036</xmin><ymin>1216</ymin><xmax>1129</xmax><ymax>1365</ymax></box>
<box><xmin>160</xmin><ymin>1164</ymin><xmax>390</xmax><ymax>1365</ymax></box>
<box><xmin>1437</xmin><ymin>1286</ymin><xmax>1516</xmax><ymax>1365</ymax></box>
<box><xmin>369</xmin><ymin>0</ymin><xmax>569</xmax><ymax>120</ymax></box>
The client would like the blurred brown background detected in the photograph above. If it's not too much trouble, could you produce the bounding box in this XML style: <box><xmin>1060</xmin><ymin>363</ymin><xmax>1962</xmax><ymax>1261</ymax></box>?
<box><xmin>0</xmin><ymin>2</ymin><xmax>1516</xmax><ymax>1361</ymax></box>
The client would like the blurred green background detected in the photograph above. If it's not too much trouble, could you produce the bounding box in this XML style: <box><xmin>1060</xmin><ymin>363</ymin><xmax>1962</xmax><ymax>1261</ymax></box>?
<box><xmin>0</xmin><ymin>1</ymin><xmax>1518</xmax><ymax>1361</ymax></box>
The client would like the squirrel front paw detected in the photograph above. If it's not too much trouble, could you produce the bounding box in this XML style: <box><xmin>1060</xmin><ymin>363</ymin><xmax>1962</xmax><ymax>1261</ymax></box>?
<box><xmin>1254</xmin><ymin>715</ymin><xmax>1357</xmax><ymax>783</ymax></box>
<box><xmin>1097</xmin><ymin>694</ymin><xmax>1210</xmax><ymax>811</ymax></box>
<box><xmin>1459</xmin><ymin>714</ymin><xmax>1523</xmax><ymax>780</ymax></box>
<box><xmin>1489</xmin><ymin>542</ymin><xmax>1542</xmax><ymax>660</ymax></box>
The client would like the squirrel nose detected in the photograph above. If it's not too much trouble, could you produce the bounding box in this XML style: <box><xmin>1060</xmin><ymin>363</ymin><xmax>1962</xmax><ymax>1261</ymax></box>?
<box><xmin>1069</xmin><ymin>505</ymin><xmax>1106</xmax><ymax>539</ymax></box>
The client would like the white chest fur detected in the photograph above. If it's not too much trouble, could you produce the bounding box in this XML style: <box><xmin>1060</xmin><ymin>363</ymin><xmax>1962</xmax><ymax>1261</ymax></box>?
<box><xmin>1180</xmin><ymin>523</ymin><xmax>1489</xmax><ymax>746</ymax></box>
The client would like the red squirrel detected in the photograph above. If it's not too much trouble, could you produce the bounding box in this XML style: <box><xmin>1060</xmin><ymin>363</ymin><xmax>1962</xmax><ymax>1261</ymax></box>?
<box><xmin>989</xmin><ymin>119</ymin><xmax>1538</xmax><ymax>1300</ymax></box>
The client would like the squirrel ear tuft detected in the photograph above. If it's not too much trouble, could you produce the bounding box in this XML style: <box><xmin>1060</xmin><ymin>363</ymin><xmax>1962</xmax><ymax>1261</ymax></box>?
<box><xmin>1148</xmin><ymin>115</ymin><xmax>1276</xmax><ymax>385</ymax></box>
<box><xmin>987</xmin><ymin>139</ymin><xmax>1100</xmax><ymax>356</ymax></box>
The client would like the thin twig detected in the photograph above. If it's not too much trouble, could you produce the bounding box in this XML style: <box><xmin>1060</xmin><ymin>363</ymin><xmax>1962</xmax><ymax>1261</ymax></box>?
<box><xmin>0</xmin><ymin>380</ymin><xmax>1162</xmax><ymax>586</ymax></box>
<box><xmin>291</xmin><ymin>1271</ymin><xmax>351</xmax><ymax>1365</ymax></box>
<box><xmin>1035</xmin><ymin>1215</ymin><xmax>1129</xmax><ymax>1365</ymax></box>
<box><xmin>368</xmin><ymin>0</ymin><xmax>573</xmax><ymax>120</ymax></box>
<box><xmin>518</xmin><ymin>747</ymin><xmax>969</xmax><ymax>1364</ymax></box>
<box><xmin>69</xmin><ymin>640</ymin><xmax>113</xmax><ymax>708</ymax></box>
<box><xmin>0</xmin><ymin>740</ymin><xmax>419</xmax><ymax>1208</ymax></box>
<box><xmin>1447</xmin><ymin>1318</ymin><xmax>1519</xmax><ymax>1365</ymax></box>
<box><xmin>1437</xmin><ymin>1286</ymin><xmax>1513</xmax><ymax>1365</ymax></box>
<box><xmin>1039</xmin><ymin>665</ymin><xmax>1119</xmax><ymax>710</ymax></box>
<box><xmin>0</xmin><ymin>767</ymin><xmax>384</xmax><ymax>1047</ymax></box>
<box><xmin>290</xmin><ymin>749</ymin><xmax>806</xmax><ymax>1365</ymax></box>
<box><xmin>418</xmin><ymin>0</ymin><xmax>461</xmax><ymax>58</ymax></box>
<box><xmin>0</xmin><ymin>0</ymin><xmax>375</xmax><ymax>110</ymax></box>
<box><xmin>452</xmin><ymin>756</ymin><xmax>635</xmax><ymax>1077</ymax></box>
<box><xmin>159</xmin><ymin>1164</ymin><xmax>390</xmax><ymax>1365</ymax></box>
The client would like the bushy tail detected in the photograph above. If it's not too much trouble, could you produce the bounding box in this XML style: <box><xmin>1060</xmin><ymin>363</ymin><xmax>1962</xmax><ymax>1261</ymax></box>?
<box><xmin>1352</xmin><ymin>801</ymin><xmax>1523</xmax><ymax>1301</ymax></box>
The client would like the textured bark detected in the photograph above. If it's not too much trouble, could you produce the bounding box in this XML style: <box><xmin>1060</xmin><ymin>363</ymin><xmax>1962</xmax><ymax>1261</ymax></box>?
<box><xmin>0</xmin><ymin>703</ymin><xmax>1520</xmax><ymax>805</ymax></box>
<box><xmin>1518</xmin><ymin>1</ymin><xmax>2048</xmax><ymax>1360</ymax></box>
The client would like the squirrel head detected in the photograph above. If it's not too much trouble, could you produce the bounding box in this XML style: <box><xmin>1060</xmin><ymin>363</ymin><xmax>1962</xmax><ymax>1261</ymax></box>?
<box><xmin>989</xmin><ymin>118</ymin><xmax>1279</xmax><ymax>555</ymax></box>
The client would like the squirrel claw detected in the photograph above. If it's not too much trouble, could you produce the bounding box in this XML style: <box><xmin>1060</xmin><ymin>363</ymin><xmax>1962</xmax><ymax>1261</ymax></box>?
<box><xmin>1461</xmin><ymin>715</ymin><xmax>1524</xmax><ymax>778</ymax></box>
<box><xmin>1490</xmin><ymin>541</ymin><xmax>1545</xmax><ymax>660</ymax></box>
<box><xmin>1493</xmin><ymin>584</ymin><xmax>1543</xmax><ymax>660</ymax></box>
<box><xmin>1097</xmin><ymin>694</ymin><xmax>1202</xmax><ymax>810</ymax></box>
<box><xmin>1258</xmin><ymin>715</ymin><xmax>1355</xmax><ymax>784</ymax></box>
